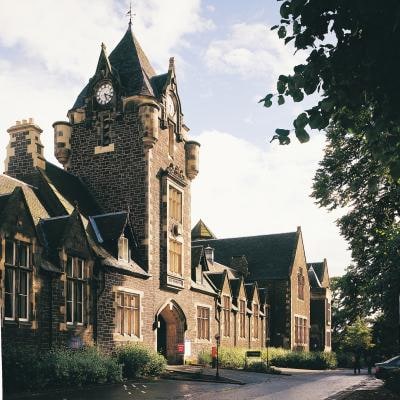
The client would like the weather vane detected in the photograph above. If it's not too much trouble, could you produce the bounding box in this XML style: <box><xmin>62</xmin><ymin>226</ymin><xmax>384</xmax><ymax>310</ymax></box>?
<box><xmin>127</xmin><ymin>1</ymin><xmax>135</xmax><ymax>27</ymax></box>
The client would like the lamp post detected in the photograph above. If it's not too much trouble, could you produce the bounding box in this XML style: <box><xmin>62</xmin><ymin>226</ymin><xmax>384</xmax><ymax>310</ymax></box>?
<box><xmin>266</xmin><ymin>337</ymin><xmax>270</xmax><ymax>368</ymax></box>
<box><xmin>215</xmin><ymin>333</ymin><xmax>220</xmax><ymax>379</ymax></box>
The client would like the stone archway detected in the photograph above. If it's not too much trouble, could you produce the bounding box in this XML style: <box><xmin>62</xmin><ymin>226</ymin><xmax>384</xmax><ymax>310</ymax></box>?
<box><xmin>155</xmin><ymin>300</ymin><xmax>187</xmax><ymax>364</ymax></box>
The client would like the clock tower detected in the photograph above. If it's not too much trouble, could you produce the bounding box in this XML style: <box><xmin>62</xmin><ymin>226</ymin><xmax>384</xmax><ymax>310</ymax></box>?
<box><xmin>52</xmin><ymin>26</ymin><xmax>200</xmax><ymax>290</ymax></box>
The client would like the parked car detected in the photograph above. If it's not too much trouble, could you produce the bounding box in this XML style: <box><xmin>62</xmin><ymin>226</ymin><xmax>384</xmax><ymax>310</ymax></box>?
<box><xmin>375</xmin><ymin>355</ymin><xmax>400</xmax><ymax>379</ymax></box>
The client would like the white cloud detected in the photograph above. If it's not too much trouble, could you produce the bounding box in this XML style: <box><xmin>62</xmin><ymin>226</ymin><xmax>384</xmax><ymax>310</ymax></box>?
<box><xmin>191</xmin><ymin>130</ymin><xmax>351</xmax><ymax>277</ymax></box>
<box><xmin>0</xmin><ymin>0</ymin><xmax>213</xmax><ymax>172</ymax></box>
<box><xmin>205</xmin><ymin>23</ymin><xmax>304</xmax><ymax>80</ymax></box>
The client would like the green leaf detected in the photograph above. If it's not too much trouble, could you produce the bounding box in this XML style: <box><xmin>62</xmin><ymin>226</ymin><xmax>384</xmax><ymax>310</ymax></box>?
<box><xmin>278</xmin><ymin>26</ymin><xmax>287</xmax><ymax>39</ymax></box>
<box><xmin>277</xmin><ymin>80</ymin><xmax>286</xmax><ymax>94</ymax></box>
<box><xmin>278</xmin><ymin>95</ymin><xmax>285</xmax><ymax>105</ymax></box>
<box><xmin>294</xmin><ymin>113</ymin><xmax>309</xmax><ymax>129</ymax></box>
<box><xmin>280</xmin><ymin>1</ymin><xmax>291</xmax><ymax>19</ymax></box>
<box><xmin>275</xmin><ymin>128</ymin><xmax>290</xmax><ymax>136</ymax></box>
<box><xmin>285</xmin><ymin>36</ymin><xmax>294</xmax><ymax>44</ymax></box>
<box><xmin>292</xmin><ymin>89</ymin><xmax>304</xmax><ymax>102</ymax></box>
<box><xmin>271</xmin><ymin>25</ymin><xmax>279</xmax><ymax>30</ymax></box>
<box><xmin>258</xmin><ymin>94</ymin><xmax>273</xmax><ymax>103</ymax></box>
<box><xmin>295</xmin><ymin>127</ymin><xmax>310</xmax><ymax>143</ymax></box>
<box><xmin>308</xmin><ymin>111</ymin><xmax>323</xmax><ymax>129</ymax></box>
<box><xmin>389</xmin><ymin>161</ymin><xmax>400</xmax><ymax>181</ymax></box>
<box><xmin>293</xmin><ymin>20</ymin><xmax>301</xmax><ymax>34</ymax></box>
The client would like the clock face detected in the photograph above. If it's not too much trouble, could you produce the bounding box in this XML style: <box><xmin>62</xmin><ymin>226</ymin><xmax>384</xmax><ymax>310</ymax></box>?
<box><xmin>96</xmin><ymin>83</ymin><xmax>114</xmax><ymax>105</ymax></box>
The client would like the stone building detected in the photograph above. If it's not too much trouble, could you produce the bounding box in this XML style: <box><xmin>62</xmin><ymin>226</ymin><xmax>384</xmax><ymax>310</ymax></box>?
<box><xmin>0</xmin><ymin>24</ymin><xmax>331</xmax><ymax>360</ymax></box>
<box><xmin>0</xmin><ymin>25</ymin><xmax>268</xmax><ymax>362</ymax></box>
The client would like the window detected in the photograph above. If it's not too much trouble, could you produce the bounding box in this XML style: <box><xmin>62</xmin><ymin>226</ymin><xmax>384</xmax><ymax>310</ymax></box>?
<box><xmin>169</xmin><ymin>240</ymin><xmax>182</xmax><ymax>275</ymax></box>
<box><xmin>326</xmin><ymin>300</ymin><xmax>331</xmax><ymax>326</ymax></box>
<box><xmin>168</xmin><ymin>125</ymin><xmax>175</xmax><ymax>157</ymax></box>
<box><xmin>4</xmin><ymin>240</ymin><xmax>31</xmax><ymax>321</ymax></box>
<box><xmin>116</xmin><ymin>292</ymin><xmax>140</xmax><ymax>336</ymax></box>
<box><xmin>295</xmin><ymin>316</ymin><xmax>308</xmax><ymax>345</ymax></box>
<box><xmin>197</xmin><ymin>306</ymin><xmax>210</xmax><ymax>340</ymax></box>
<box><xmin>223</xmin><ymin>295</ymin><xmax>230</xmax><ymax>337</ymax></box>
<box><xmin>169</xmin><ymin>186</ymin><xmax>182</xmax><ymax>223</ymax></box>
<box><xmin>253</xmin><ymin>304</ymin><xmax>259</xmax><ymax>339</ymax></box>
<box><xmin>297</xmin><ymin>268</ymin><xmax>305</xmax><ymax>300</ymax></box>
<box><xmin>239</xmin><ymin>300</ymin><xmax>246</xmax><ymax>338</ymax></box>
<box><xmin>66</xmin><ymin>257</ymin><xmax>85</xmax><ymax>325</ymax></box>
<box><xmin>118</xmin><ymin>236</ymin><xmax>129</xmax><ymax>262</ymax></box>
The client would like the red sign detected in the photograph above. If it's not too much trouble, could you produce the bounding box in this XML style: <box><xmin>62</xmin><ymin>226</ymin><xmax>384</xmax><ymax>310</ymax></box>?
<box><xmin>177</xmin><ymin>343</ymin><xmax>185</xmax><ymax>353</ymax></box>
<box><xmin>211</xmin><ymin>346</ymin><xmax>217</xmax><ymax>358</ymax></box>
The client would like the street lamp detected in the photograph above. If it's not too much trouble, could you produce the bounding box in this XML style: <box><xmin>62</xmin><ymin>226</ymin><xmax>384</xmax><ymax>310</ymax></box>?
<box><xmin>215</xmin><ymin>333</ymin><xmax>220</xmax><ymax>379</ymax></box>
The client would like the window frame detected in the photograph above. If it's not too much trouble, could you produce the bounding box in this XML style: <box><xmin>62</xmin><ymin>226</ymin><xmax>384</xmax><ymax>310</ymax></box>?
<box><xmin>222</xmin><ymin>295</ymin><xmax>230</xmax><ymax>337</ymax></box>
<box><xmin>294</xmin><ymin>315</ymin><xmax>308</xmax><ymax>345</ymax></box>
<box><xmin>116</xmin><ymin>291</ymin><xmax>141</xmax><ymax>337</ymax></box>
<box><xmin>4</xmin><ymin>240</ymin><xmax>32</xmax><ymax>322</ymax></box>
<box><xmin>297</xmin><ymin>268</ymin><xmax>305</xmax><ymax>300</ymax></box>
<box><xmin>253</xmin><ymin>303</ymin><xmax>259</xmax><ymax>339</ymax></box>
<box><xmin>66</xmin><ymin>256</ymin><xmax>86</xmax><ymax>326</ymax></box>
<box><xmin>197</xmin><ymin>306</ymin><xmax>210</xmax><ymax>340</ymax></box>
<box><xmin>239</xmin><ymin>299</ymin><xmax>246</xmax><ymax>338</ymax></box>
<box><xmin>118</xmin><ymin>235</ymin><xmax>129</xmax><ymax>262</ymax></box>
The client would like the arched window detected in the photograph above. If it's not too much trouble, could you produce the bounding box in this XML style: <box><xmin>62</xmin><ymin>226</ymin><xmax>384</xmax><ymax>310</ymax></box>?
<box><xmin>118</xmin><ymin>235</ymin><xmax>129</xmax><ymax>262</ymax></box>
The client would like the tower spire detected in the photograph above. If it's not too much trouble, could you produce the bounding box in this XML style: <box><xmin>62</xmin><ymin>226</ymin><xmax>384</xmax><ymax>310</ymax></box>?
<box><xmin>127</xmin><ymin>1</ymin><xmax>134</xmax><ymax>28</ymax></box>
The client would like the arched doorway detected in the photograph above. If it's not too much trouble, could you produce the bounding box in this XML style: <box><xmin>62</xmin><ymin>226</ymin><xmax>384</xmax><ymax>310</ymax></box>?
<box><xmin>155</xmin><ymin>300</ymin><xmax>187</xmax><ymax>364</ymax></box>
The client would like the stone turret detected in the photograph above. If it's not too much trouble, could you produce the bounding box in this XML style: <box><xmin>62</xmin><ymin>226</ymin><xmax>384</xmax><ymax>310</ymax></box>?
<box><xmin>5</xmin><ymin>118</ymin><xmax>45</xmax><ymax>181</ymax></box>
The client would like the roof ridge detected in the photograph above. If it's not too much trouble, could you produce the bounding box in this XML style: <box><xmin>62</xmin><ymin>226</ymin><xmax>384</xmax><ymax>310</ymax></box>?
<box><xmin>193</xmin><ymin>230</ymin><xmax>297</xmax><ymax>242</ymax></box>
<box><xmin>92</xmin><ymin>210</ymin><xmax>128</xmax><ymax>218</ymax></box>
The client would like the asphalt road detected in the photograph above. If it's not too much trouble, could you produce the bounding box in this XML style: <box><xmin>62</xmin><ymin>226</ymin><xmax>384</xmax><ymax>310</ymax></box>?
<box><xmin>5</xmin><ymin>369</ymin><xmax>373</xmax><ymax>400</ymax></box>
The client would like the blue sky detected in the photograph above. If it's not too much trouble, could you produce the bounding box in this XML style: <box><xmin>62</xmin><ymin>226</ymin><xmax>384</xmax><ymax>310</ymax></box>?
<box><xmin>0</xmin><ymin>0</ymin><xmax>351</xmax><ymax>276</ymax></box>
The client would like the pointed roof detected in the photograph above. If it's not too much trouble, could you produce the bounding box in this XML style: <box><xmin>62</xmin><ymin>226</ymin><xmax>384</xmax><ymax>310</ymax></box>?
<box><xmin>307</xmin><ymin>259</ymin><xmax>330</xmax><ymax>288</ymax></box>
<box><xmin>307</xmin><ymin>266</ymin><xmax>322</xmax><ymax>289</ymax></box>
<box><xmin>191</xmin><ymin>219</ymin><xmax>217</xmax><ymax>241</ymax></box>
<box><xmin>193</xmin><ymin>231</ymin><xmax>298</xmax><ymax>280</ymax></box>
<box><xmin>109</xmin><ymin>27</ymin><xmax>156</xmax><ymax>97</ymax></box>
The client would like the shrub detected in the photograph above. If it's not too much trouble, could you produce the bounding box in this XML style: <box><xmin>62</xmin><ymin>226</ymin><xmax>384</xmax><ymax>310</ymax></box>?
<box><xmin>336</xmin><ymin>352</ymin><xmax>355</xmax><ymax>368</ymax></box>
<box><xmin>218</xmin><ymin>347</ymin><xmax>246</xmax><ymax>369</ymax></box>
<box><xmin>245</xmin><ymin>362</ymin><xmax>282</xmax><ymax>374</ymax></box>
<box><xmin>384</xmin><ymin>369</ymin><xmax>400</xmax><ymax>393</ymax></box>
<box><xmin>2</xmin><ymin>345</ymin><xmax>123</xmax><ymax>393</ymax></box>
<box><xmin>198</xmin><ymin>349</ymin><xmax>212</xmax><ymax>366</ymax></box>
<box><xmin>268</xmin><ymin>350</ymin><xmax>337</xmax><ymax>370</ymax></box>
<box><xmin>115</xmin><ymin>343</ymin><xmax>166</xmax><ymax>378</ymax></box>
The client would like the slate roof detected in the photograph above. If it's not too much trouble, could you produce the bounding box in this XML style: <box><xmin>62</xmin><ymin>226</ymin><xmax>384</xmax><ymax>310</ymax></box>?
<box><xmin>230</xmin><ymin>278</ymin><xmax>242</xmax><ymax>299</ymax></box>
<box><xmin>206</xmin><ymin>272</ymin><xmax>225</xmax><ymax>291</ymax></box>
<box><xmin>38</xmin><ymin>215</ymin><xmax>69</xmax><ymax>251</ymax></box>
<box><xmin>191</xmin><ymin>245</ymin><xmax>205</xmax><ymax>271</ymax></box>
<box><xmin>90</xmin><ymin>211</ymin><xmax>128</xmax><ymax>243</ymax></box>
<box><xmin>193</xmin><ymin>231</ymin><xmax>298</xmax><ymax>280</ymax></box>
<box><xmin>191</xmin><ymin>219</ymin><xmax>217</xmax><ymax>241</ymax></box>
<box><xmin>108</xmin><ymin>28</ymin><xmax>156</xmax><ymax>97</ymax></box>
<box><xmin>0</xmin><ymin>174</ymin><xmax>49</xmax><ymax>224</ymax></box>
<box><xmin>150</xmin><ymin>73</ymin><xmax>169</xmax><ymax>97</ymax></box>
<box><xmin>39</xmin><ymin>162</ymin><xmax>102</xmax><ymax>217</ymax></box>
<box><xmin>245</xmin><ymin>282</ymin><xmax>256</xmax><ymax>302</ymax></box>
<box><xmin>307</xmin><ymin>266</ymin><xmax>322</xmax><ymax>289</ymax></box>
<box><xmin>307</xmin><ymin>262</ymin><xmax>324</xmax><ymax>283</ymax></box>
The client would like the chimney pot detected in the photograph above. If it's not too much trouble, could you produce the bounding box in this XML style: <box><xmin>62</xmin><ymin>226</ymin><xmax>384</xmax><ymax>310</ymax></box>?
<box><xmin>22</xmin><ymin>119</ymin><xmax>27</xmax><ymax>124</ymax></box>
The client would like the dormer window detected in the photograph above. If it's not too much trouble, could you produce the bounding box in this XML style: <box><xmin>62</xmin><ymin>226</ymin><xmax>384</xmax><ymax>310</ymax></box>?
<box><xmin>118</xmin><ymin>235</ymin><xmax>129</xmax><ymax>262</ymax></box>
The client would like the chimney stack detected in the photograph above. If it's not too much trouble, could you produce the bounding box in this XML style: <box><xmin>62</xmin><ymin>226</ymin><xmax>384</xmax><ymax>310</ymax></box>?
<box><xmin>5</xmin><ymin>118</ymin><xmax>45</xmax><ymax>181</ymax></box>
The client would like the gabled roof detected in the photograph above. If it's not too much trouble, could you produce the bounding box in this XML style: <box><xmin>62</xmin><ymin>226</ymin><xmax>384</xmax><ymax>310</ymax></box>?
<box><xmin>307</xmin><ymin>260</ymin><xmax>329</xmax><ymax>288</ymax></box>
<box><xmin>307</xmin><ymin>266</ymin><xmax>322</xmax><ymax>289</ymax></box>
<box><xmin>90</xmin><ymin>211</ymin><xmax>129</xmax><ymax>243</ymax></box>
<box><xmin>193</xmin><ymin>231</ymin><xmax>298</xmax><ymax>280</ymax></box>
<box><xmin>191</xmin><ymin>219</ymin><xmax>217</xmax><ymax>241</ymax></box>
<box><xmin>0</xmin><ymin>174</ymin><xmax>49</xmax><ymax>224</ymax></box>
<box><xmin>229</xmin><ymin>277</ymin><xmax>244</xmax><ymax>299</ymax></box>
<box><xmin>39</xmin><ymin>162</ymin><xmax>102</xmax><ymax>217</ymax></box>
<box><xmin>191</xmin><ymin>245</ymin><xmax>206</xmax><ymax>272</ymax></box>
<box><xmin>245</xmin><ymin>282</ymin><xmax>256</xmax><ymax>302</ymax></box>
<box><xmin>109</xmin><ymin>27</ymin><xmax>156</xmax><ymax>97</ymax></box>
<box><xmin>38</xmin><ymin>215</ymin><xmax>69</xmax><ymax>251</ymax></box>
<box><xmin>206</xmin><ymin>272</ymin><xmax>226</xmax><ymax>292</ymax></box>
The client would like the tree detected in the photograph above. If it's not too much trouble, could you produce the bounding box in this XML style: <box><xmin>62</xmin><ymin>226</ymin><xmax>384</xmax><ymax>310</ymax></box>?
<box><xmin>312</xmin><ymin>117</ymin><xmax>400</xmax><ymax>354</ymax></box>
<box><xmin>342</xmin><ymin>317</ymin><xmax>373</xmax><ymax>353</ymax></box>
<box><xmin>263</xmin><ymin>0</ymin><xmax>400</xmax><ymax>179</ymax></box>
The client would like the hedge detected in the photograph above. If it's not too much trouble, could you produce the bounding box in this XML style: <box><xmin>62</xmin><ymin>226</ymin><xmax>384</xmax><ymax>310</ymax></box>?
<box><xmin>115</xmin><ymin>343</ymin><xmax>166</xmax><ymax>378</ymax></box>
<box><xmin>197</xmin><ymin>347</ymin><xmax>337</xmax><ymax>370</ymax></box>
<box><xmin>2</xmin><ymin>345</ymin><xmax>122</xmax><ymax>393</ymax></box>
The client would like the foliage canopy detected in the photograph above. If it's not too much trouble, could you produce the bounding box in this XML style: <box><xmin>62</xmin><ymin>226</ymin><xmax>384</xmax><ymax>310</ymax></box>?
<box><xmin>264</xmin><ymin>0</ymin><xmax>400</xmax><ymax>179</ymax></box>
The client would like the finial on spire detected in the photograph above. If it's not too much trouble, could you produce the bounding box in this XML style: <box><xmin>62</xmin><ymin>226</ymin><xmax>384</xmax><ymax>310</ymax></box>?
<box><xmin>101</xmin><ymin>42</ymin><xmax>107</xmax><ymax>51</ymax></box>
<box><xmin>127</xmin><ymin>1</ymin><xmax>135</xmax><ymax>27</ymax></box>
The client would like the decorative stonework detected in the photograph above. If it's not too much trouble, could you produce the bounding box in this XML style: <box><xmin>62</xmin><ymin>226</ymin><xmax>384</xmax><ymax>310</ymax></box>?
<box><xmin>164</xmin><ymin>163</ymin><xmax>187</xmax><ymax>187</ymax></box>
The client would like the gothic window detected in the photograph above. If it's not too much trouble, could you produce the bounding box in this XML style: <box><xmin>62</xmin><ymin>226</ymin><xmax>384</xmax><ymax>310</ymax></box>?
<box><xmin>297</xmin><ymin>268</ymin><xmax>305</xmax><ymax>300</ymax></box>
<box><xmin>66</xmin><ymin>256</ymin><xmax>85</xmax><ymax>325</ymax></box>
<box><xmin>239</xmin><ymin>300</ymin><xmax>246</xmax><ymax>338</ymax></box>
<box><xmin>295</xmin><ymin>316</ymin><xmax>308</xmax><ymax>345</ymax></box>
<box><xmin>197</xmin><ymin>306</ymin><xmax>210</xmax><ymax>340</ymax></box>
<box><xmin>169</xmin><ymin>240</ymin><xmax>182</xmax><ymax>275</ymax></box>
<box><xmin>99</xmin><ymin>115</ymin><xmax>112</xmax><ymax>146</ymax></box>
<box><xmin>326</xmin><ymin>300</ymin><xmax>331</xmax><ymax>326</ymax></box>
<box><xmin>116</xmin><ymin>291</ymin><xmax>140</xmax><ymax>337</ymax></box>
<box><xmin>169</xmin><ymin>186</ymin><xmax>182</xmax><ymax>223</ymax></box>
<box><xmin>223</xmin><ymin>295</ymin><xmax>230</xmax><ymax>337</ymax></box>
<box><xmin>253</xmin><ymin>303</ymin><xmax>259</xmax><ymax>339</ymax></box>
<box><xmin>4</xmin><ymin>240</ymin><xmax>31</xmax><ymax>321</ymax></box>
<box><xmin>118</xmin><ymin>236</ymin><xmax>129</xmax><ymax>262</ymax></box>
<box><xmin>326</xmin><ymin>330</ymin><xmax>331</xmax><ymax>347</ymax></box>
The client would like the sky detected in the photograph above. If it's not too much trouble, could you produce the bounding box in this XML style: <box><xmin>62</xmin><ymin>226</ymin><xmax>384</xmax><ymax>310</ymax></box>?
<box><xmin>0</xmin><ymin>0</ymin><xmax>351</xmax><ymax>276</ymax></box>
